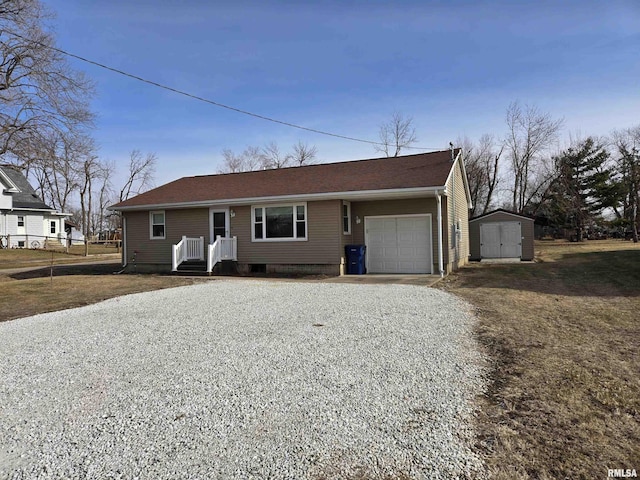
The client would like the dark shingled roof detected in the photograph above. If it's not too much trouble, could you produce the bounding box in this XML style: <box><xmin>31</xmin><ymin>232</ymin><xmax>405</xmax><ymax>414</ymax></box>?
<box><xmin>0</xmin><ymin>166</ymin><xmax>53</xmax><ymax>210</ymax></box>
<box><xmin>112</xmin><ymin>149</ymin><xmax>460</xmax><ymax>210</ymax></box>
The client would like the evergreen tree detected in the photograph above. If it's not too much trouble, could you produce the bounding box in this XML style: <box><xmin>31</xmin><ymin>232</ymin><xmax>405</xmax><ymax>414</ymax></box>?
<box><xmin>546</xmin><ymin>138</ymin><xmax>613</xmax><ymax>241</ymax></box>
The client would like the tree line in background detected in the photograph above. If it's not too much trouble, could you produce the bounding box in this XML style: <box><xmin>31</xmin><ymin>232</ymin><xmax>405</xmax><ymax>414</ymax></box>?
<box><xmin>461</xmin><ymin>102</ymin><xmax>639</xmax><ymax>242</ymax></box>
<box><xmin>2</xmin><ymin>1</ymin><xmax>638</xmax><ymax>246</ymax></box>
<box><xmin>218</xmin><ymin>141</ymin><xmax>318</xmax><ymax>173</ymax></box>
<box><xmin>0</xmin><ymin>0</ymin><xmax>156</xmax><ymax>251</ymax></box>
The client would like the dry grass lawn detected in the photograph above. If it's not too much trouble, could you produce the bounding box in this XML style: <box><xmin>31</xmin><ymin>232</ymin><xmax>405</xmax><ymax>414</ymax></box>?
<box><xmin>0</xmin><ymin>262</ymin><xmax>206</xmax><ymax>323</ymax></box>
<box><xmin>440</xmin><ymin>240</ymin><xmax>640</xmax><ymax>479</ymax></box>
<box><xmin>0</xmin><ymin>244</ymin><xmax>120</xmax><ymax>270</ymax></box>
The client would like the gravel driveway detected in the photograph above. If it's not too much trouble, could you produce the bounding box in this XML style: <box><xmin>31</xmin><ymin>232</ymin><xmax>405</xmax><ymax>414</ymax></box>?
<box><xmin>0</xmin><ymin>280</ymin><xmax>486</xmax><ymax>479</ymax></box>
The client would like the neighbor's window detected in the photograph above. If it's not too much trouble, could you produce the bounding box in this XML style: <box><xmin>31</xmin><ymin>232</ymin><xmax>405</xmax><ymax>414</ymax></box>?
<box><xmin>342</xmin><ymin>201</ymin><xmax>351</xmax><ymax>234</ymax></box>
<box><xmin>150</xmin><ymin>211</ymin><xmax>165</xmax><ymax>239</ymax></box>
<box><xmin>252</xmin><ymin>204</ymin><xmax>307</xmax><ymax>241</ymax></box>
<box><xmin>50</xmin><ymin>221</ymin><xmax>56</xmax><ymax>234</ymax></box>
<box><xmin>17</xmin><ymin>216</ymin><xmax>24</xmax><ymax>227</ymax></box>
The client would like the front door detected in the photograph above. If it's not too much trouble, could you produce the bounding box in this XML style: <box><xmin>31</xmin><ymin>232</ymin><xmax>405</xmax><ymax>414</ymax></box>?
<box><xmin>211</xmin><ymin>209</ymin><xmax>228</xmax><ymax>241</ymax></box>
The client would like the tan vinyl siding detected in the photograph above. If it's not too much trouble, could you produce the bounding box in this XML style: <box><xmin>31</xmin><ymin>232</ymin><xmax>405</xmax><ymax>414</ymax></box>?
<box><xmin>351</xmin><ymin>198</ymin><xmax>439</xmax><ymax>274</ymax></box>
<box><xmin>444</xmin><ymin>160</ymin><xmax>470</xmax><ymax>271</ymax></box>
<box><xmin>469</xmin><ymin>211</ymin><xmax>535</xmax><ymax>260</ymax></box>
<box><xmin>124</xmin><ymin>208</ymin><xmax>209</xmax><ymax>265</ymax></box>
<box><xmin>231</xmin><ymin>200</ymin><xmax>342</xmax><ymax>265</ymax></box>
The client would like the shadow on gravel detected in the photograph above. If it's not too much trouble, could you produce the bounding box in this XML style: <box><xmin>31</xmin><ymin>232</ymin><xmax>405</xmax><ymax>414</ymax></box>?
<box><xmin>9</xmin><ymin>263</ymin><xmax>122</xmax><ymax>280</ymax></box>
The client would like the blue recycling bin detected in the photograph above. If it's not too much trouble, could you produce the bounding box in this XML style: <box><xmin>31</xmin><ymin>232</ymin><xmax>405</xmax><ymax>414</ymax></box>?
<box><xmin>345</xmin><ymin>244</ymin><xmax>366</xmax><ymax>274</ymax></box>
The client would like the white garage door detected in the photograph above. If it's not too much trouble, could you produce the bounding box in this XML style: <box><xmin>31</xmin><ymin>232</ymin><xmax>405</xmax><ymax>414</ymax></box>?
<box><xmin>365</xmin><ymin>215</ymin><xmax>432</xmax><ymax>274</ymax></box>
<box><xmin>480</xmin><ymin>221</ymin><xmax>522</xmax><ymax>259</ymax></box>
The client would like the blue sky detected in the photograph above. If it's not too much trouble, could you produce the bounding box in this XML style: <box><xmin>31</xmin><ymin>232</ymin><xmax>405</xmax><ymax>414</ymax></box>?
<box><xmin>46</xmin><ymin>0</ymin><xmax>640</xmax><ymax>187</ymax></box>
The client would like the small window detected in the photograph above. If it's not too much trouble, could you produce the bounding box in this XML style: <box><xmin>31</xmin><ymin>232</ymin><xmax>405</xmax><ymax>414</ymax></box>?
<box><xmin>50</xmin><ymin>221</ymin><xmax>56</xmax><ymax>234</ymax></box>
<box><xmin>252</xmin><ymin>204</ymin><xmax>307</xmax><ymax>241</ymax></box>
<box><xmin>17</xmin><ymin>216</ymin><xmax>24</xmax><ymax>227</ymax></box>
<box><xmin>150</xmin><ymin>211</ymin><xmax>165</xmax><ymax>239</ymax></box>
<box><xmin>342</xmin><ymin>201</ymin><xmax>351</xmax><ymax>234</ymax></box>
<box><xmin>17</xmin><ymin>240</ymin><xmax>25</xmax><ymax>248</ymax></box>
<box><xmin>254</xmin><ymin>207</ymin><xmax>263</xmax><ymax>239</ymax></box>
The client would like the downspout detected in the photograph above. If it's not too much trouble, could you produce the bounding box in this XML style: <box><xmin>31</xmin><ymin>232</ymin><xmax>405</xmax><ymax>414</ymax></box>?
<box><xmin>122</xmin><ymin>215</ymin><xmax>127</xmax><ymax>268</ymax></box>
<box><xmin>451</xmin><ymin>146</ymin><xmax>458</xmax><ymax>264</ymax></box>
<box><xmin>436</xmin><ymin>191</ymin><xmax>444</xmax><ymax>277</ymax></box>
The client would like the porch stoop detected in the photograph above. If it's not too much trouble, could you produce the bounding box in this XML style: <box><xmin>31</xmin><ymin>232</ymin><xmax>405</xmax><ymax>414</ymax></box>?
<box><xmin>174</xmin><ymin>260</ymin><xmax>208</xmax><ymax>275</ymax></box>
<box><xmin>173</xmin><ymin>260</ymin><xmax>238</xmax><ymax>276</ymax></box>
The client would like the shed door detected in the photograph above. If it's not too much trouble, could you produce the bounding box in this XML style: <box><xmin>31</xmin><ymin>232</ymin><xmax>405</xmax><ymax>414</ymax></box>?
<box><xmin>480</xmin><ymin>221</ymin><xmax>522</xmax><ymax>258</ymax></box>
<box><xmin>366</xmin><ymin>215</ymin><xmax>432</xmax><ymax>274</ymax></box>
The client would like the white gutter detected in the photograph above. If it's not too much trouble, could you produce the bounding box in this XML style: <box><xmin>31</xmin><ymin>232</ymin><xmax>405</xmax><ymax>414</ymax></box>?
<box><xmin>436</xmin><ymin>190</ymin><xmax>444</xmax><ymax>277</ymax></box>
<box><xmin>109</xmin><ymin>186</ymin><xmax>449</xmax><ymax>212</ymax></box>
<box><xmin>10</xmin><ymin>207</ymin><xmax>71</xmax><ymax>216</ymax></box>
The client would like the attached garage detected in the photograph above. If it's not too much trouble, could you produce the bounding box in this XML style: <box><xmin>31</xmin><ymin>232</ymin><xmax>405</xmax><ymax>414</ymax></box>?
<box><xmin>365</xmin><ymin>214</ymin><xmax>433</xmax><ymax>273</ymax></box>
<box><xmin>469</xmin><ymin>209</ymin><xmax>535</xmax><ymax>261</ymax></box>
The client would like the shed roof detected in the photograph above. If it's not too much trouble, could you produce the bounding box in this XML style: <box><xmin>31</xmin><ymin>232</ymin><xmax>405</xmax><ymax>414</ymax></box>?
<box><xmin>469</xmin><ymin>208</ymin><xmax>535</xmax><ymax>222</ymax></box>
<box><xmin>112</xmin><ymin>149</ymin><xmax>460</xmax><ymax>210</ymax></box>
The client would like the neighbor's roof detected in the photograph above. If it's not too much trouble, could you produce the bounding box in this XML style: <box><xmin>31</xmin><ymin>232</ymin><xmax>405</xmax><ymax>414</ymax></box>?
<box><xmin>0</xmin><ymin>166</ymin><xmax>54</xmax><ymax>210</ymax></box>
<box><xmin>112</xmin><ymin>149</ymin><xmax>461</xmax><ymax>210</ymax></box>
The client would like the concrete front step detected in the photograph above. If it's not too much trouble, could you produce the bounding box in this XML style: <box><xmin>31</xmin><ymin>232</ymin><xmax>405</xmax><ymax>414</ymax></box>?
<box><xmin>44</xmin><ymin>239</ymin><xmax>65</xmax><ymax>250</ymax></box>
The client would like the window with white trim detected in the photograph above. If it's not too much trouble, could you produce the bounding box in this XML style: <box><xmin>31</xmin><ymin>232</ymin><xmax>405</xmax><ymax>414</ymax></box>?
<box><xmin>50</xmin><ymin>221</ymin><xmax>56</xmax><ymax>234</ymax></box>
<box><xmin>17</xmin><ymin>216</ymin><xmax>24</xmax><ymax>227</ymax></box>
<box><xmin>150</xmin><ymin>211</ymin><xmax>165</xmax><ymax>239</ymax></box>
<box><xmin>252</xmin><ymin>204</ymin><xmax>307</xmax><ymax>241</ymax></box>
<box><xmin>342</xmin><ymin>201</ymin><xmax>351</xmax><ymax>234</ymax></box>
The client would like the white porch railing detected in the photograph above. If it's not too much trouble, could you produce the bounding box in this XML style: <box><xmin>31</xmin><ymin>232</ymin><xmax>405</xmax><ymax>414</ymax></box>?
<box><xmin>172</xmin><ymin>236</ymin><xmax>205</xmax><ymax>271</ymax></box>
<box><xmin>207</xmin><ymin>236</ymin><xmax>238</xmax><ymax>272</ymax></box>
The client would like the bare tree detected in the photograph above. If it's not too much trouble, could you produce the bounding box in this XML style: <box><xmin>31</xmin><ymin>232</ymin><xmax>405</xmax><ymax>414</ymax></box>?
<box><xmin>0</xmin><ymin>0</ymin><xmax>94</xmax><ymax>167</ymax></box>
<box><xmin>218</xmin><ymin>142</ymin><xmax>319</xmax><ymax>173</ymax></box>
<box><xmin>460</xmin><ymin>134</ymin><xmax>503</xmax><ymax>217</ymax></box>
<box><xmin>374</xmin><ymin>112</ymin><xmax>418</xmax><ymax>157</ymax></box>
<box><xmin>290</xmin><ymin>141</ymin><xmax>317</xmax><ymax>166</ymax></box>
<box><xmin>28</xmin><ymin>132</ymin><xmax>93</xmax><ymax>212</ymax></box>
<box><xmin>95</xmin><ymin>159</ymin><xmax>115</xmax><ymax>235</ymax></box>
<box><xmin>260</xmin><ymin>142</ymin><xmax>291</xmax><ymax>169</ymax></box>
<box><xmin>218</xmin><ymin>146</ymin><xmax>263</xmax><ymax>173</ymax></box>
<box><xmin>119</xmin><ymin>150</ymin><xmax>156</xmax><ymax>202</ymax></box>
<box><xmin>504</xmin><ymin>102</ymin><xmax>563</xmax><ymax>213</ymax></box>
<box><xmin>78</xmin><ymin>154</ymin><xmax>99</xmax><ymax>256</ymax></box>
<box><xmin>611</xmin><ymin>126</ymin><xmax>640</xmax><ymax>242</ymax></box>
<box><xmin>219</xmin><ymin>149</ymin><xmax>244</xmax><ymax>174</ymax></box>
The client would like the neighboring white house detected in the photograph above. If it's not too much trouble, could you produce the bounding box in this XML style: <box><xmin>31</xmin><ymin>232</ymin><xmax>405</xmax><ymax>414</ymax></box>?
<box><xmin>0</xmin><ymin>165</ymin><xmax>70</xmax><ymax>249</ymax></box>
